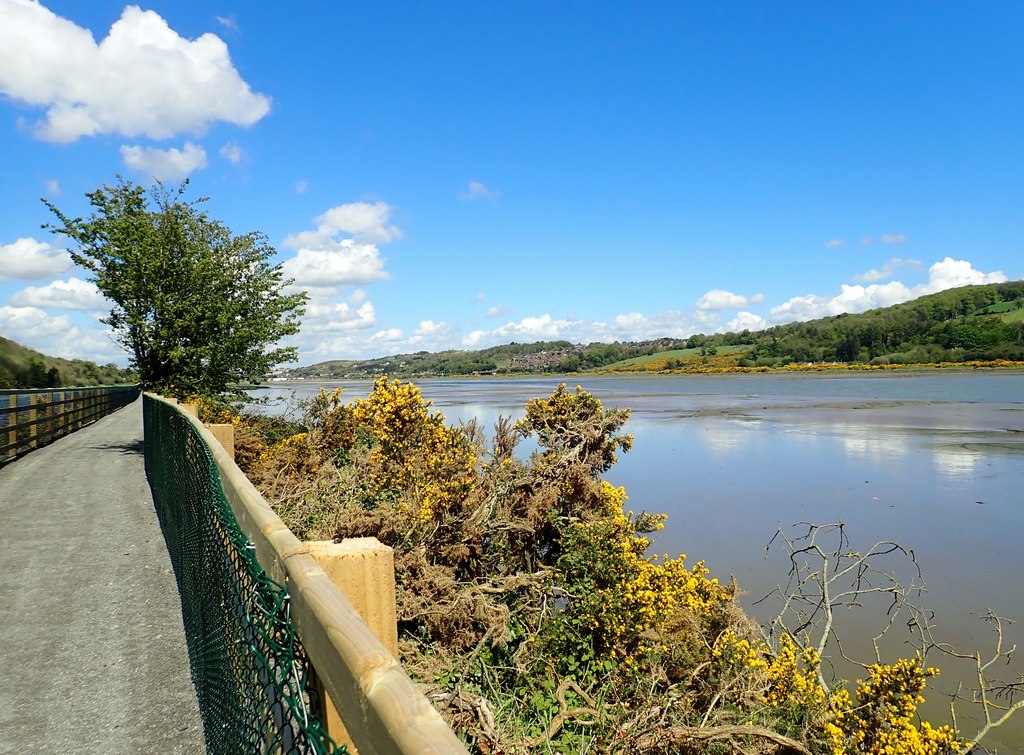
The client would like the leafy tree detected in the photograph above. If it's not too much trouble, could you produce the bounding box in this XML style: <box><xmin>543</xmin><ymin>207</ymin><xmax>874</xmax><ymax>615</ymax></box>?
<box><xmin>27</xmin><ymin>360</ymin><xmax>48</xmax><ymax>388</ymax></box>
<box><xmin>44</xmin><ymin>179</ymin><xmax>307</xmax><ymax>398</ymax></box>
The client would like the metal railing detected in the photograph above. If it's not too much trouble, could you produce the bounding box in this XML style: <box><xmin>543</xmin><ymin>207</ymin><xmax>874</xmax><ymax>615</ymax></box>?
<box><xmin>0</xmin><ymin>385</ymin><xmax>141</xmax><ymax>463</ymax></box>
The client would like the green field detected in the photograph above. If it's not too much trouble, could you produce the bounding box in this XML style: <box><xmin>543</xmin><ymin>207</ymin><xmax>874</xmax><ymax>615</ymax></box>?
<box><xmin>602</xmin><ymin>344</ymin><xmax>749</xmax><ymax>369</ymax></box>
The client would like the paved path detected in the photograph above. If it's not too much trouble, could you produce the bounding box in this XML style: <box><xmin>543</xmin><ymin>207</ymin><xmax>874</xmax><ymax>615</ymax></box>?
<box><xmin>0</xmin><ymin>399</ymin><xmax>205</xmax><ymax>754</ymax></box>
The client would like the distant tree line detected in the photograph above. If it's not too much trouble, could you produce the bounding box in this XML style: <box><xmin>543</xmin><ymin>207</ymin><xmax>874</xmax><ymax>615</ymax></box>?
<box><xmin>691</xmin><ymin>282</ymin><xmax>1024</xmax><ymax>367</ymax></box>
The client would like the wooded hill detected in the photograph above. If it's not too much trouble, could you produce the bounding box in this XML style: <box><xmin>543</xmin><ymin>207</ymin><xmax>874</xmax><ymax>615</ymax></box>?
<box><xmin>285</xmin><ymin>281</ymin><xmax>1024</xmax><ymax>378</ymax></box>
<box><xmin>0</xmin><ymin>337</ymin><xmax>135</xmax><ymax>388</ymax></box>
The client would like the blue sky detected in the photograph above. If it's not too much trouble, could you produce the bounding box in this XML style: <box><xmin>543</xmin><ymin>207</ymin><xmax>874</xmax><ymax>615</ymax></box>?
<box><xmin>1</xmin><ymin>1</ymin><xmax>1021</xmax><ymax>366</ymax></box>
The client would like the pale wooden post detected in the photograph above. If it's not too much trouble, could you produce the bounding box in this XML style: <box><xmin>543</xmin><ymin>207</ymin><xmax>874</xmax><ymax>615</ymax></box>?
<box><xmin>27</xmin><ymin>402</ymin><xmax>37</xmax><ymax>449</ymax></box>
<box><xmin>6</xmin><ymin>395</ymin><xmax>16</xmax><ymax>460</ymax></box>
<box><xmin>179</xmin><ymin>402</ymin><xmax>199</xmax><ymax>417</ymax></box>
<box><xmin>204</xmin><ymin>423</ymin><xmax>235</xmax><ymax>459</ymax></box>
<box><xmin>305</xmin><ymin>538</ymin><xmax>399</xmax><ymax>750</ymax></box>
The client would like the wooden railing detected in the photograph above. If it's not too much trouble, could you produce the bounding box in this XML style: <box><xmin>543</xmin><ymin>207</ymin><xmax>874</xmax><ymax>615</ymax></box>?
<box><xmin>0</xmin><ymin>385</ymin><xmax>141</xmax><ymax>464</ymax></box>
<box><xmin>148</xmin><ymin>393</ymin><xmax>468</xmax><ymax>755</ymax></box>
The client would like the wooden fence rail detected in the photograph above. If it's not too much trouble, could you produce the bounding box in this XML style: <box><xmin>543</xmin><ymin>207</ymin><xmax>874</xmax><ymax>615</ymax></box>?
<box><xmin>0</xmin><ymin>385</ymin><xmax>141</xmax><ymax>464</ymax></box>
<box><xmin>149</xmin><ymin>393</ymin><xmax>468</xmax><ymax>755</ymax></box>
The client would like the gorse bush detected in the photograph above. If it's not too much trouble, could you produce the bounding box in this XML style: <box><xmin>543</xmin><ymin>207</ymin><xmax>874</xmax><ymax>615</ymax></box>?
<box><xmin>232</xmin><ymin>378</ymin><xmax>998</xmax><ymax>754</ymax></box>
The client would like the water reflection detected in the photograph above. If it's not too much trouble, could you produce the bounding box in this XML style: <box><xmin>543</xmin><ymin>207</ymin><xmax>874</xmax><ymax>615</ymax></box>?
<box><xmin>932</xmin><ymin>446</ymin><xmax>980</xmax><ymax>479</ymax></box>
<box><xmin>831</xmin><ymin>423</ymin><xmax>911</xmax><ymax>461</ymax></box>
<box><xmin>697</xmin><ymin>420</ymin><xmax>756</xmax><ymax>453</ymax></box>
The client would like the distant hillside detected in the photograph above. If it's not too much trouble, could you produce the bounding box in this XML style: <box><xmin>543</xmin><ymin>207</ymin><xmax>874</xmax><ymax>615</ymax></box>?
<box><xmin>682</xmin><ymin>280</ymin><xmax>1024</xmax><ymax>368</ymax></box>
<box><xmin>0</xmin><ymin>337</ymin><xmax>135</xmax><ymax>388</ymax></box>
<box><xmin>287</xmin><ymin>338</ymin><xmax>689</xmax><ymax>379</ymax></box>
<box><xmin>283</xmin><ymin>282</ymin><xmax>1024</xmax><ymax>379</ymax></box>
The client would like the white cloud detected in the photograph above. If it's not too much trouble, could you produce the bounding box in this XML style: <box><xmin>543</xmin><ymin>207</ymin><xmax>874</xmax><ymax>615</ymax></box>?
<box><xmin>373</xmin><ymin>328</ymin><xmax>404</xmax><ymax>343</ymax></box>
<box><xmin>282</xmin><ymin>244</ymin><xmax>389</xmax><ymax>288</ymax></box>
<box><xmin>10</xmin><ymin>277</ymin><xmax>106</xmax><ymax>310</ymax></box>
<box><xmin>409</xmin><ymin>320</ymin><xmax>452</xmax><ymax>346</ymax></box>
<box><xmin>0</xmin><ymin>2</ymin><xmax>270</xmax><ymax>142</ymax></box>
<box><xmin>485</xmin><ymin>304</ymin><xmax>509</xmax><ymax>318</ymax></box>
<box><xmin>882</xmin><ymin>232</ymin><xmax>907</xmax><ymax>244</ymax></box>
<box><xmin>696</xmin><ymin>289</ymin><xmax>765</xmax><ymax>311</ymax></box>
<box><xmin>45</xmin><ymin>179</ymin><xmax>60</xmax><ymax>196</ymax></box>
<box><xmin>219</xmin><ymin>141</ymin><xmax>243</xmax><ymax>164</ymax></box>
<box><xmin>120</xmin><ymin>141</ymin><xmax>207</xmax><ymax>180</ymax></box>
<box><xmin>459</xmin><ymin>180</ymin><xmax>498</xmax><ymax>201</ymax></box>
<box><xmin>300</xmin><ymin>300</ymin><xmax>376</xmax><ymax>333</ymax></box>
<box><xmin>474</xmin><ymin>292</ymin><xmax>485</xmax><ymax>302</ymax></box>
<box><xmin>922</xmin><ymin>256</ymin><xmax>1006</xmax><ymax>292</ymax></box>
<box><xmin>214</xmin><ymin>15</ymin><xmax>238</xmax><ymax>33</ymax></box>
<box><xmin>728</xmin><ymin>311</ymin><xmax>767</xmax><ymax>331</ymax></box>
<box><xmin>0</xmin><ymin>237</ymin><xmax>71</xmax><ymax>280</ymax></box>
<box><xmin>853</xmin><ymin>258</ymin><xmax>922</xmax><ymax>283</ymax></box>
<box><xmin>770</xmin><ymin>257</ymin><xmax>1006</xmax><ymax>323</ymax></box>
<box><xmin>281</xmin><ymin>202</ymin><xmax>401</xmax><ymax>290</ymax></box>
<box><xmin>415</xmin><ymin>320</ymin><xmax>447</xmax><ymax>336</ymax></box>
<box><xmin>461</xmin><ymin>310</ymin><xmax>693</xmax><ymax>349</ymax></box>
<box><xmin>295</xmin><ymin>179</ymin><xmax>309</xmax><ymax>194</ymax></box>
<box><xmin>304</xmin><ymin>202</ymin><xmax>401</xmax><ymax>244</ymax></box>
<box><xmin>692</xmin><ymin>309</ymin><xmax>721</xmax><ymax>331</ymax></box>
<box><xmin>0</xmin><ymin>305</ymin><xmax>119</xmax><ymax>362</ymax></box>
<box><xmin>826</xmin><ymin>239</ymin><xmax>845</xmax><ymax>249</ymax></box>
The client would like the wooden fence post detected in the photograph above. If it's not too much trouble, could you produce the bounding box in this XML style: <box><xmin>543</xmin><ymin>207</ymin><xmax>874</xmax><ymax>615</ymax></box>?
<box><xmin>305</xmin><ymin>538</ymin><xmax>400</xmax><ymax>750</ymax></box>
<box><xmin>6</xmin><ymin>395</ymin><xmax>15</xmax><ymax>460</ymax></box>
<box><xmin>27</xmin><ymin>402</ymin><xmax>37</xmax><ymax>450</ymax></box>
<box><xmin>203</xmin><ymin>423</ymin><xmax>235</xmax><ymax>459</ymax></box>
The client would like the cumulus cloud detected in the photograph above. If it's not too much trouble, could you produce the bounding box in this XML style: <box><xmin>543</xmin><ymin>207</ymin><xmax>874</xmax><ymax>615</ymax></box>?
<box><xmin>696</xmin><ymin>289</ymin><xmax>765</xmax><ymax>311</ymax></box>
<box><xmin>415</xmin><ymin>320</ymin><xmax>447</xmax><ymax>336</ymax></box>
<box><xmin>459</xmin><ymin>180</ymin><xmax>498</xmax><ymax>201</ymax></box>
<box><xmin>373</xmin><ymin>328</ymin><xmax>404</xmax><ymax>343</ymax></box>
<box><xmin>922</xmin><ymin>257</ymin><xmax>1006</xmax><ymax>292</ymax></box>
<box><xmin>826</xmin><ymin>239</ymin><xmax>845</xmax><ymax>249</ymax></box>
<box><xmin>770</xmin><ymin>257</ymin><xmax>1007</xmax><ymax>323</ymax></box>
<box><xmin>287</xmin><ymin>202</ymin><xmax>401</xmax><ymax>246</ymax></box>
<box><xmin>120</xmin><ymin>141</ymin><xmax>207</xmax><ymax>180</ymax></box>
<box><xmin>282</xmin><ymin>244</ymin><xmax>388</xmax><ymax>288</ymax></box>
<box><xmin>485</xmin><ymin>304</ymin><xmax>509</xmax><ymax>318</ymax></box>
<box><xmin>219</xmin><ymin>141</ymin><xmax>243</xmax><ymax>164</ymax></box>
<box><xmin>728</xmin><ymin>311</ymin><xmax>767</xmax><ymax>331</ymax></box>
<box><xmin>409</xmin><ymin>320</ymin><xmax>452</xmax><ymax>346</ymax></box>
<box><xmin>853</xmin><ymin>258</ymin><xmax>922</xmax><ymax>283</ymax></box>
<box><xmin>281</xmin><ymin>202</ymin><xmax>402</xmax><ymax>290</ymax></box>
<box><xmin>10</xmin><ymin>277</ymin><xmax>106</xmax><ymax>310</ymax></box>
<box><xmin>882</xmin><ymin>232</ymin><xmax>906</xmax><ymax>244</ymax></box>
<box><xmin>300</xmin><ymin>299</ymin><xmax>376</xmax><ymax>333</ymax></box>
<box><xmin>45</xmin><ymin>179</ymin><xmax>60</xmax><ymax>196</ymax></box>
<box><xmin>0</xmin><ymin>237</ymin><xmax>71</xmax><ymax>280</ymax></box>
<box><xmin>461</xmin><ymin>310</ymin><xmax>692</xmax><ymax>350</ymax></box>
<box><xmin>0</xmin><ymin>2</ymin><xmax>270</xmax><ymax>142</ymax></box>
<box><xmin>0</xmin><ymin>305</ymin><xmax>119</xmax><ymax>362</ymax></box>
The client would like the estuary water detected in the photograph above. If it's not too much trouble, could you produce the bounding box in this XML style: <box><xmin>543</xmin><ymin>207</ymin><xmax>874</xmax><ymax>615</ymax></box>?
<box><xmin>255</xmin><ymin>371</ymin><xmax>1024</xmax><ymax>746</ymax></box>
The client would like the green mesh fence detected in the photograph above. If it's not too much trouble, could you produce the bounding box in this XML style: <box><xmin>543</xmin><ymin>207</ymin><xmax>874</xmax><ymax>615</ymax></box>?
<box><xmin>143</xmin><ymin>395</ymin><xmax>344</xmax><ymax>755</ymax></box>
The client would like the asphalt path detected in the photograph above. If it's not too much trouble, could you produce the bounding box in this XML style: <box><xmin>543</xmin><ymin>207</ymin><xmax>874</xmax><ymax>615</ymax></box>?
<box><xmin>0</xmin><ymin>398</ymin><xmax>205</xmax><ymax>753</ymax></box>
